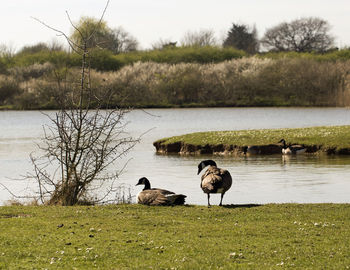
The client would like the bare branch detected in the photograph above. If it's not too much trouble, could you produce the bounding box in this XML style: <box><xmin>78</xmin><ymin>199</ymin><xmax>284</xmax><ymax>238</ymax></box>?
<box><xmin>31</xmin><ymin>16</ymin><xmax>82</xmax><ymax>53</ymax></box>
<box><xmin>86</xmin><ymin>0</ymin><xmax>110</xmax><ymax>42</ymax></box>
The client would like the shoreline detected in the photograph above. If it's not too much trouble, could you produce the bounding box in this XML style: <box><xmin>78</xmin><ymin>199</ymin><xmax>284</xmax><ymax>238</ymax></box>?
<box><xmin>153</xmin><ymin>141</ymin><xmax>350</xmax><ymax>155</ymax></box>
<box><xmin>153</xmin><ymin>125</ymin><xmax>350</xmax><ymax>155</ymax></box>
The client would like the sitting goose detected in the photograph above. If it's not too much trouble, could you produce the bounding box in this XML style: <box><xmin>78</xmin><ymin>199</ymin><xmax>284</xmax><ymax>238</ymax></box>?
<box><xmin>197</xmin><ymin>160</ymin><xmax>232</xmax><ymax>207</ymax></box>
<box><xmin>279</xmin><ymin>139</ymin><xmax>306</xmax><ymax>155</ymax></box>
<box><xmin>135</xmin><ymin>177</ymin><xmax>186</xmax><ymax>206</ymax></box>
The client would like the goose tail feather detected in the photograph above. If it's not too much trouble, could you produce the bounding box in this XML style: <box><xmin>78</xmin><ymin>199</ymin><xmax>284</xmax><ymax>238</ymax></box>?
<box><xmin>165</xmin><ymin>194</ymin><xmax>186</xmax><ymax>205</ymax></box>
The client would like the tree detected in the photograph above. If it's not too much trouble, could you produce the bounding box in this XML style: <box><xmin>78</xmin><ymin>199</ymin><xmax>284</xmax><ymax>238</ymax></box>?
<box><xmin>223</xmin><ymin>23</ymin><xmax>259</xmax><ymax>54</ymax></box>
<box><xmin>107</xmin><ymin>26</ymin><xmax>138</xmax><ymax>53</ymax></box>
<box><xmin>30</xmin><ymin>1</ymin><xmax>138</xmax><ymax>205</ymax></box>
<box><xmin>180</xmin><ymin>29</ymin><xmax>217</xmax><ymax>47</ymax></box>
<box><xmin>70</xmin><ymin>16</ymin><xmax>138</xmax><ymax>54</ymax></box>
<box><xmin>261</xmin><ymin>17</ymin><xmax>334</xmax><ymax>52</ymax></box>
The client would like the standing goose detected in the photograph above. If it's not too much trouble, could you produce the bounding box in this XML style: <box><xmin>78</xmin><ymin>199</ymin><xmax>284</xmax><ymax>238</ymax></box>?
<box><xmin>135</xmin><ymin>177</ymin><xmax>186</xmax><ymax>206</ymax></box>
<box><xmin>197</xmin><ymin>160</ymin><xmax>232</xmax><ymax>207</ymax></box>
<box><xmin>279</xmin><ymin>139</ymin><xmax>306</xmax><ymax>155</ymax></box>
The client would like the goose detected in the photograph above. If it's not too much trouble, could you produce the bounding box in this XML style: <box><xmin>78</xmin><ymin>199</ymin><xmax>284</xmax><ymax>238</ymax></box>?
<box><xmin>279</xmin><ymin>139</ymin><xmax>306</xmax><ymax>155</ymax></box>
<box><xmin>197</xmin><ymin>160</ymin><xmax>232</xmax><ymax>207</ymax></box>
<box><xmin>135</xmin><ymin>177</ymin><xmax>186</xmax><ymax>206</ymax></box>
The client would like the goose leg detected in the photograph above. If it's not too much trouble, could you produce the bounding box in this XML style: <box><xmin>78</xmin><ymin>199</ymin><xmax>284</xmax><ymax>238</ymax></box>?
<box><xmin>207</xmin><ymin>193</ymin><xmax>211</xmax><ymax>208</ymax></box>
<box><xmin>219</xmin><ymin>193</ymin><xmax>224</xmax><ymax>206</ymax></box>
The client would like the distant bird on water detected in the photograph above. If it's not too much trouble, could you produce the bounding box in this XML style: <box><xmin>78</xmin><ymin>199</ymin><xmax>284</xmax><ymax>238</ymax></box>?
<box><xmin>279</xmin><ymin>139</ymin><xmax>306</xmax><ymax>155</ymax></box>
<box><xmin>197</xmin><ymin>160</ymin><xmax>232</xmax><ymax>207</ymax></box>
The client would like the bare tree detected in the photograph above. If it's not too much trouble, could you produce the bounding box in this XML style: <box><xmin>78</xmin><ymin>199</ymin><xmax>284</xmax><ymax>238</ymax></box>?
<box><xmin>30</xmin><ymin>1</ymin><xmax>138</xmax><ymax>205</ymax></box>
<box><xmin>107</xmin><ymin>26</ymin><xmax>138</xmax><ymax>53</ymax></box>
<box><xmin>261</xmin><ymin>17</ymin><xmax>334</xmax><ymax>52</ymax></box>
<box><xmin>181</xmin><ymin>29</ymin><xmax>217</xmax><ymax>47</ymax></box>
<box><xmin>223</xmin><ymin>23</ymin><xmax>259</xmax><ymax>54</ymax></box>
<box><xmin>47</xmin><ymin>39</ymin><xmax>66</xmax><ymax>52</ymax></box>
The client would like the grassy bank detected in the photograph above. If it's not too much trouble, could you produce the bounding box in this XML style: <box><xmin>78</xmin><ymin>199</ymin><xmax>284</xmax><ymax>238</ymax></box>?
<box><xmin>1</xmin><ymin>204</ymin><xmax>350</xmax><ymax>269</ymax></box>
<box><xmin>154</xmin><ymin>125</ymin><xmax>350</xmax><ymax>154</ymax></box>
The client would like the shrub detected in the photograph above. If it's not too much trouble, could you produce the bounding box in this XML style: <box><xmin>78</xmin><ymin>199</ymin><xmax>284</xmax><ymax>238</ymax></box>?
<box><xmin>115</xmin><ymin>46</ymin><xmax>246</xmax><ymax>66</ymax></box>
<box><xmin>0</xmin><ymin>58</ymin><xmax>8</xmax><ymax>74</ymax></box>
<box><xmin>106</xmin><ymin>57</ymin><xmax>350</xmax><ymax>107</ymax></box>
<box><xmin>0</xmin><ymin>75</ymin><xmax>21</xmax><ymax>105</ymax></box>
<box><xmin>259</xmin><ymin>49</ymin><xmax>350</xmax><ymax>62</ymax></box>
<box><xmin>9</xmin><ymin>62</ymin><xmax>54</xmax><ymax>80</ymax></box>
<box><xmin>3</xmin><ymin>56</ymin><xmax>350</xmax><ymax>109</ymax></box>
<box><xmin>90</xmin><ymin>50</ymin><xmax>123</xmax><ymax>71</ymax></box>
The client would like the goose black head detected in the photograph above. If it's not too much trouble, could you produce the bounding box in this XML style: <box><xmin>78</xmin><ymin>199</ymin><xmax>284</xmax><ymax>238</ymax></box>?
<box><xmin>136</xmin><ymin>177</ymin><xmax>148</xmax><ymax>186</ymax></box>
<box><xmin>136</xmin><ymin>177</ymin><xmax>151</xmax><ymax>190</ymax></box>
<box><xmin>278</xmin><ymin>139</ymin><xmax>286</xmax><ymax>146</ymax></box>
<box><xmin>197</xmin><ymin>160</ymin><xmax>217</xmax><ymax>175</ymax></box>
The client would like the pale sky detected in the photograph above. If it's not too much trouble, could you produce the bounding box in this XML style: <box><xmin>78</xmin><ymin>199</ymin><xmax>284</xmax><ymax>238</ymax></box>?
<box><xmin>1</xmin><ymin>0</ymin><xmax>350</xmax><ymax>51</ymax></box>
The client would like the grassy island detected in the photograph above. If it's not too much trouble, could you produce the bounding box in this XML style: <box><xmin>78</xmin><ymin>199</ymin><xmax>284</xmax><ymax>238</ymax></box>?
<box><xmin>1</xmin><ymin>204</ymin><xmax>350</xmax><ymax>268</ymax></box>
<box><xmin>154</xmin><ymin>125</ymin><xmax>350</xmax><ymax>155</ymax></box>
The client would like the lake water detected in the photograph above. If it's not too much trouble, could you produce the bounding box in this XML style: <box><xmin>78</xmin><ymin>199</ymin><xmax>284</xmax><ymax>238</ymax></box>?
<box><xmin>1</xmin><ymin>107</ymin><xmax>350</xmax><ymax>205</ymax></box>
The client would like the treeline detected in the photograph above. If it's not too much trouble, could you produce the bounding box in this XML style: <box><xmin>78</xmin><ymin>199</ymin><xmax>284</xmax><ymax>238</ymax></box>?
<box><xmin>1</xmin><ymin>56</ymin><xmax>349</xmax><ymax>109</ymax></box>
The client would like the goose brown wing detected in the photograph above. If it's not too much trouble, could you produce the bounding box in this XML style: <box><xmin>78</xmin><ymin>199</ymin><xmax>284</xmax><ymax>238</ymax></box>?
<box><xmin>138</xmin><ymin>190</ymin><xmax>169</xmax><ymax>206</ymax></box>
<box><xmin>152</xmin><ymin>188</ymin><xmax>175</xmax><ymax>195</ymax></box>
<box><xmin>200</xmin><ymin>167</ymin><xmax>223</xmax><ymax>193</ymax></box>
<box><xmin>220</xmin><ymin>169</ymin><xmax>232</xmax><ymax>192</ymax></box>
<box><xmin>290</xmin><ymin>145</ymin><xmax>304</xmax><ymax>151</ymax></box>
<box><xmin>201</xmin><ymin>167</ymin><xmax>232</xmax><ymax>193</ymax></box>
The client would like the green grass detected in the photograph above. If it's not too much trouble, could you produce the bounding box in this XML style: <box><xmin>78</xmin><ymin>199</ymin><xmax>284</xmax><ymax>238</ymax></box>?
<box><xmin>1</xmin><ymin>204</ymin><xmax>350</xmax><ymax>269</ymax></box>
<box><xmin>156</xmin><ymin>125</ymin><xmax>350</xmax><ymax>150</ymax></box>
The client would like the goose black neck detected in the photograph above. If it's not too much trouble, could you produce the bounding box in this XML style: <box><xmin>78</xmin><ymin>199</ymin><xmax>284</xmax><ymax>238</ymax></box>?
<box><xmin>280</xmin><ymin>139</ymin><xmax>286</xmax><ymax>148</ymax></box>
<box><xmin>198</xmin><ymin>159</ymin><xmax>218</xmax><ymax>174</ymax></box>
<box><xmin>143</xmin><ymin>179</ymin><xmax>151</xmax><ymax>190</ymax></box>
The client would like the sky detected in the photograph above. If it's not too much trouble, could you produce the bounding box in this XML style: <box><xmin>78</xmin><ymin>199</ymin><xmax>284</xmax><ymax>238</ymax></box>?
<box><xmin>1</xmin><ymin>0</ymin><xmax>350</xmax><ymax>51</ymax></box>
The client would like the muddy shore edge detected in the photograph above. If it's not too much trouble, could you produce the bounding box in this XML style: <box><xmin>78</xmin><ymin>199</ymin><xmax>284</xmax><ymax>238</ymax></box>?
<box><xmin>153</xmin><ymin>140</ymin><xmax>350</xmax><ymax>155</ymax></box>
